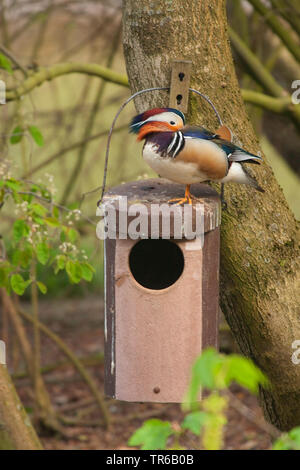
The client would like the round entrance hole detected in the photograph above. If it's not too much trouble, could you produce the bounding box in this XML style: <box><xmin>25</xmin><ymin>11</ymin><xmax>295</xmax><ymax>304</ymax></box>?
<box><xmin>129</xmin><ymin>239</ymin><xmax>184</xmax><ymax>290</ymax></box>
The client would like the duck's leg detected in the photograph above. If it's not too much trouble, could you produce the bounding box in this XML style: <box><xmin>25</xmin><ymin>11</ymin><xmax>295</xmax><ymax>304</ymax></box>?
<box><xmin>168</xmin><ymin>184</ymin><xmax>193</xmax><ymax>205</ymax></box>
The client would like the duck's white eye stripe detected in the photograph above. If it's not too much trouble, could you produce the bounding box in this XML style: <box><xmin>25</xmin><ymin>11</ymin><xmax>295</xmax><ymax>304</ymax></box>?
<box><xmin>173</xmin><ymin>131</ymin><xmax>183</xmax><ymax>157</ymax></box>
<box><xmin>167</xmin><ymin>133</ymin><xmax>178</xmax><ymax>154</ymax></box>
<box><xmin>131</xmin><ymin>120</ymin><xmax>145</xmax><ymax>127</ymax></box>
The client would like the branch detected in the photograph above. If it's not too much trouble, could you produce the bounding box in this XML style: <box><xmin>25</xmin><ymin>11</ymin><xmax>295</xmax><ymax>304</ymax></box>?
<box><xmin>270</xmin><ymin>0</ymin><xmax>300</xmax><ymax>37</ymax></box>
<box><xmin>229</xmin><ymin>27</ymin><xmax>300</xmax><ymax>130</ymax></box>
<box><xmin>15</xmin><ymin>189</ymin><xmax>96</xmax><ymax>226</ymax></box>
<box><xmin>60</xmin><ymin>24</ymin><xmax>122</xmax><ymax>205</ymax></box>
<box><xmin>228</xmin><ymin>26</ymin><xmax>284</xmax><ymax>97</ymax></box>
<box><xmin>13</xmin><ymin>352</ymin><xmax>104</xmax><ymax>380</ymax></box>
<box><xmin>18</xmin><ymin>308</ymin><xmax>110</xmax><ymax>428</ymax></box>
<box><xmin>0</xmin><ymin>365</ymin><xmax>42</xmax><ymax>450</ymax></box>
<box><xmin>6</xmin><ymin>62</ymin><xmax>129</xmax><ymax>101</ymax></box>
<box><xmin>248</xmin><ymin>0</ymin><xmax>300</xmax><ymax>63</ymax></box>
<box><xmin>0</xmin><ymin>44</ymin><xmax>28</xmax><ymax>76</ymax></box>
<box><xmin>22</xmin><ymin>125</ymin><xmax>126</xmax><ymax>178</ymax></box>
<box><xmin>241</xmin><ymin>89</ymin><xmax>292</xmax><ymax>113</ymax></box>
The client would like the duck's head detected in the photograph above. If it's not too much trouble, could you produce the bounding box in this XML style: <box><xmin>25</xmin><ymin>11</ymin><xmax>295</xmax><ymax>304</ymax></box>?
<box><xmin>130</xmin><ymin>107</ymin><xmax>185</xmax><ymax>141</ymax></box>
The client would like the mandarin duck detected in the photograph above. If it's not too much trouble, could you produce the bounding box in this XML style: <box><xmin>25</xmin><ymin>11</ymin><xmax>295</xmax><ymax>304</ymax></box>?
<box><xmin>130</xmin><ymin>107</ymin><xmax>264</xmax><ymax>204</ymax></box>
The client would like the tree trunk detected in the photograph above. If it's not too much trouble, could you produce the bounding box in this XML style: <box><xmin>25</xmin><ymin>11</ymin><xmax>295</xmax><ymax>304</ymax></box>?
<box><xmin>0</xmin><ymin>365</ymin><xmax>42</xmax><ymax>450</ymax></box>
<box><xmin>122</xmin><ymin>0</ymin><xmax>300</xmax><ymax>431</ymax></box>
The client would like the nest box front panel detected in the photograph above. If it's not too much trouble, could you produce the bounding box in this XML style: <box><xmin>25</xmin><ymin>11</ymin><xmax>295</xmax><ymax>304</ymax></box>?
<box><xmin>104</xmin><ymin>231</ymin><xmax>219</xmax><ymax>403</ymax></box>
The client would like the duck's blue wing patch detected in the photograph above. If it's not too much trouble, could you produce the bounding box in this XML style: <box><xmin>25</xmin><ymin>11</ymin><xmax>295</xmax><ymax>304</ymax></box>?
<box><xmin>182</xmin><ymin>126</ymin><xmax>217</xmax><ymax>140</ymax></box>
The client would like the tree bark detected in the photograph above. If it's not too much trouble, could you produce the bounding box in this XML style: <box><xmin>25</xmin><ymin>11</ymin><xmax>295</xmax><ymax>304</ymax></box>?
<box><xmin>122</xmin><ymin>0</ymin><xmax>300</xmax><ymax>431</ymax></box>
<box><xmin>0</xmin><ymin>365</ymin><xmax>42</xmax><ymax>450</ymax></box>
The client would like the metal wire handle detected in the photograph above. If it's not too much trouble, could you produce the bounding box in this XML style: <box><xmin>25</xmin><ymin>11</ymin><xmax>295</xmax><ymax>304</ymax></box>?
<box><xmin>97</xmin><ymin>86</ymin><xmax>223</xmax><ymax>206</ymax></box>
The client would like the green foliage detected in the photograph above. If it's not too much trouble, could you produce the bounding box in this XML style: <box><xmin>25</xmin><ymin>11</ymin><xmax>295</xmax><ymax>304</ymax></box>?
<box><xmin>182</xmin><ymin>411</ymin><xmax>208</xmax><ymax>436</ymax></box>
<box><xmin>36</xmin><ymin>242</ymin><xmax>50</xmax><ymax>265</ymax></box>
<box><xmin>10</xmin><ymin>125</ymin><xmax>44</xmax><ymax>146</ymax></box>
<box><xmin>273</xmin><ymin>427</ymin><xmax>300</xmax><ymax>450</ymax></box>
<box><xmin>10</xmin><ymin>274</ymin><xmax>31</xmax><ymax>295</ymax></box>
<box><xmin>0</xmin><ymin>172</ymin><xmax>95</xmax><ymax>298</ymax></box>
<box><xmin>10</xmin><ymin>126</ymin><xmax>23</xmax><ymax>144</ymax></box>
<box><xmin>28</xmin><ymin>125</ymin><xmax>44</xmax><ymax>147</ymax></box>
<box><xmin>128</xmin><ymin>419</ymin><xmax>174</xmax><ymax>450</ymax></box>
<box><xmin>184</xmin><ymin>348</ymin><xmax>267</xmax><ymax>407</ymax></box>
<box><xmin>13</xmin><ymin>220</ymin><xmax>30</xmax><ymax>242</ymax></box>
<box><xmin>36</xmin><ymin>281</ymin><xmax>47</xmax><ymax>294</ymax></box>
<box><xmin>0</xmin><ymin>53</ymin><xmax>13</xmax><ymax>74</ymax></box>
<box><xmin>129</xmin><ymin>348</ymin><xmax>268</xmax><ymax>451</ymax></box>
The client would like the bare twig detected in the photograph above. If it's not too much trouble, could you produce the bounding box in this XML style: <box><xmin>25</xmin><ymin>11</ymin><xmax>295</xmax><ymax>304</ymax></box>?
<box><xmin>225</xmin><ymin>389</ymin><xmax>280</xmax><ymax>439</ymax></box>
<box><xmin>60</xmin><ymin>23</ymin><xmax>122</xmax><ymax>204</ymax></box>
<box><xmin>22</xmin><ymin>125</ymin><xmax>126</xmax><ymax>179</ymax></box>
<box><xmin>0</xmin><ymin>44</ymin><xmax>28</xmax><ymax>76</ymax></box>
<box><xmin>248</xmin><ymin>0</ymin><xmax>300</xmax><ymax>63</ymax></box>
<box><xmin>18</xmin><ymin>308</ymin><xmax>110</xmax><ymax>428</ymax></box>
<box><xmin>6</xmin><ymin>63</ymin><xmax>129</xmax><ymax>102</ymax></box>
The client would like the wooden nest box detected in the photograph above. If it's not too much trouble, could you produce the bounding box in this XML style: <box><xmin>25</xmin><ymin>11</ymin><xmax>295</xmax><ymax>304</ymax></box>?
<box><xmin>101</xmin><ymin>178</ymin><xmax>221</xmax><ymax>402</ymax></box>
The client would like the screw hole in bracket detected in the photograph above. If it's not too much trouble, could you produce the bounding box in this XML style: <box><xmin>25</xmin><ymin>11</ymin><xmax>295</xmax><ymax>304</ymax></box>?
<box><xmin>176</xmin><ymin>94</ymin><xmax>183</xmax><ymax>105</ymax></box>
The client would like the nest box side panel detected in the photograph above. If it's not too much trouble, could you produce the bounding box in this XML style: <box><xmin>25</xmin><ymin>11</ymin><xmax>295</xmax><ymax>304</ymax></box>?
<box><xmin>114</xmin><ymin>238</ymin><xmax>203</xmax><ymax>403</ymax></box>
<box><xmin>104</xmin><ymin>238</ymin><xmax>116</xmax><ymax>397</ymax></box>
<box><xmin>202</xmin><ymin>227</ymin><xmax>220</xmax><ymax>350</ymax></box>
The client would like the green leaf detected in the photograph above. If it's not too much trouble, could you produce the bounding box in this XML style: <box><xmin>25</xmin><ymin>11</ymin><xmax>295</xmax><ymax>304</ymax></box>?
<box><xmin>182</xmin><ymin>411</ymin><xmax>208</xmax><ymax>436</ymax></box>
<box><xmin>273</xmin><ymin>428</ymin><xmax>300</xmax><ymax>450</ymax></box>
<box><xmin>20</xmin><ymin>246</ymin><xmax>33</xmax><ymax>268</ymax></box>
<box><xmin>30</xmin><ymin>203</ymin><xmax>48</xmax><ymax>217</ymax></box>
<box><xmin>28</xmin><ymin>125</ymin><xmax>44</xmax><ymax>146</ymax></box>
<box><xmin>37</xmin><ymin>281</ymin><xmax>47</xmax><ymax>294</ymax></box>
<box><xmin>36</xmin><ymin>242</ymin><xmax>50</xmax><ymax>265</ymax></box>
<box><xmin>32</xmin><ymin>215</ymin><xmax>45</xmax><ymax>225</ymax></box>
<box><xmin>10</xmin><ymin>126</ymin><xmax>23</xmax><ymax>144</ymax></box>
<box><xmin>0</xmin><ymin>265</ymin><xmax>11</xmax><ymax>288</ymax></box>
<box><xmin>13</xmin><ymin>220</ymin><xmax>30</xmax><ymax>242</ymax></box>
<box><xmin>10</xmin><ymin>274</ymin><xmax>31</xmax><ymax>295</ymax></box>
<box><xmin>0</xmin><ymin>53</ymin><xmax>13</xmax><ymax>74</ymax></box>
<box><xmin>60</xmin><ymin>229</ymin><xmax>66</xmax><ymax>242</ymax></box>
<box><xmin>57</xmin><ymin>255</ymin><xmax>66</xmax><ymax>270</ymax></box>
<box><xmin>12</xmin><ymin>249</ymin><xmax>22</xmax><ymax>266</ymax></box>
<box><xmin>52</xmin><ymin>206</ymin><xmax>59</xmax><ymax>219</ymax></box>
<box><xmin>5</xmin><ymin>178</ymin><xmax>22</xmax><ymax>191</ymax></box>
<box><xmin>128</xmin><ymin>419</ymin><xmax>174</xmax><ymax>450</ymax></box>
<box><xmin>54</xmin><ymin>255</ymin><xmax>66</xmax><ymax>274</ymax></box>
<box><xmin>66</xmin><ymin>260</ymin><xmax>82</xmax><ymax>284</ymax></box>
<box><xmin>44</xmin><ymin>217</ymin><xmax>60</xmax><ymax>227</ymax></box>
<box><xmin>184</xmin><ymin>349</ymin><xmax>225</xmax><ymax>408</ymax></box>
<box><xmin>80</xmin><ymin>262</ymin><xmax>94</xmax><ymax>282</ymax></box>
<box><xmin>289</xmin><ymin>427</ymin><xmax>300</xmax><ymax>445</ymax></box>
<box><xmin>225</xmin><ymin>355</ymin><xmax>268</xmax><ymax>394</ymax></box>
<box><xmin>68</xmin><ymin>228</ymin><xmax>78</xmax><ymax>243</ymax></box>
<box><xmin>40</xmin><ymin>188</ymin><xmax>51</xmax><ymax>201</ymax></box>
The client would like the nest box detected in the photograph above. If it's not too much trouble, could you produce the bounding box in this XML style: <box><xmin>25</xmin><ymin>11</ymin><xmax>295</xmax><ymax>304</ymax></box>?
<box><xmin>101</xmin><ymin>178</ymin><xmax>220</xmax><ymax>403</ymax></box>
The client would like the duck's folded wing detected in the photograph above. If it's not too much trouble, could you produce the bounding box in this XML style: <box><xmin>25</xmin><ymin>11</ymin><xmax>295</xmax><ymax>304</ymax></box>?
<box><xmin>212</xmin><ymin>138</ymin><xmax>263</xmax><ymax>164</ymax></box>
<box><xmin>182</xmin><ymin>126</ymin><xmax>218</xmax><ymax>140</ymax></box>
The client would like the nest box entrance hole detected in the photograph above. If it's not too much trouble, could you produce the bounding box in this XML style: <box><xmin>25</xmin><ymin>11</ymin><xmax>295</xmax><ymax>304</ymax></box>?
<box><xmin>129</xmin><ymin>239</ymin><xmax>184</xmax><ymax>290</ymax></box>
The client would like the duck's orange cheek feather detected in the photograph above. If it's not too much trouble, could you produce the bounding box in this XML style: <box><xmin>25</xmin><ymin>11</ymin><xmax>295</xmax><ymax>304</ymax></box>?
<box><xmin>137</xmin><ymin>122</ymin><xmax>180</xmax><ymax>141</ymax></box>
